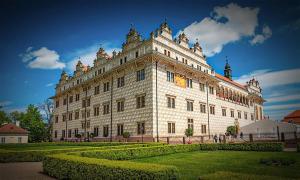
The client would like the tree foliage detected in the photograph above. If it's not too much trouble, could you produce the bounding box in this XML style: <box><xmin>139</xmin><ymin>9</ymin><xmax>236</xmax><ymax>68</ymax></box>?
<box><xmin>226</xmin><ymin>126</ymin><xmax>237</xmax><ymax>136</ymax></box>
<box><xmin>20</xmin><ymin>104</ymin><xmax>50</xmax><ymax>142</ymax></box>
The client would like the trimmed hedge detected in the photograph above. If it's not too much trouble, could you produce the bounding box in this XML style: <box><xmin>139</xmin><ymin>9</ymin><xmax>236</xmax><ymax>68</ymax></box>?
<box><xmin>81</xmin><ymin>143</ymin><xmax>284</xmax><ymax>160</ymax></box>
<box><xmin>298</xmin><ymin>143</ymin><xmax>300</xmax><ymax>152</ymax></box>
<box><xmin>0</xmin><ymin>143</ymin><xmax>163</xmax><ymax>163</ymax></box>
<box><xmin>43</xmin><ymin>154</ymin><xmax>179</xmax><ymax>180</ymax></box>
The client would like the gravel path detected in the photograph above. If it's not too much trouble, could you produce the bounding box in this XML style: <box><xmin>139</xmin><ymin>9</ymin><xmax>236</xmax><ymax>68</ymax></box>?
<box><xmin>0</xmin><ymin>162</ymin><xmax>55</xmax><ymax>180</ymax></box>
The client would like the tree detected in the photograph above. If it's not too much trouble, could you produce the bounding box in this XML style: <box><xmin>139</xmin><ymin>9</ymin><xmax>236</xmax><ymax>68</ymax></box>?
<box><xmin>38</xmin><ymin>99</ymin><xmax>54</xmax><ymax>125</ymax></box>
<box><xmin>0</xmin><ymin>106</ymin><xmax>11</xmax><ymax>125</ymax></box>
<box><xmin>20</xmin><ymin>104</ymin><xmax>49</xmax><ymax>142</ymax></box>
<box><xmin>226</xmin><ymin>126</ymin><xmax>237</xmax><ymax>136</ymax></box>
<box><xmin>122</xmin><ymin>132</ymin><xmax>130</xmax><ymax>142</ymax></box>
<box><xmin>185</xmin><ymin>128</ymin><xmax>193</xmax><ymax>143</ymax></box>
<box><xmin>10</xmin><ymin>111</ymin><xmax>24</xmax><ymax>124</ymax></box>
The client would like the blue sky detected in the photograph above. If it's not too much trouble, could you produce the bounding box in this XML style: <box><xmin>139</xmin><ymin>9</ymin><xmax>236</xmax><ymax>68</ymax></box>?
<box><xmin>0</xmin><ymin>0</ymin><xmax>299</xmax><ymax>120</ymax></box>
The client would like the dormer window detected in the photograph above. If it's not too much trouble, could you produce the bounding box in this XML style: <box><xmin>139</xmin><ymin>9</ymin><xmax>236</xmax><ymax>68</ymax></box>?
<box><xmin>135</xmin><ymin>51</ymin><xmax>139</xmax><ymax>58</ymax></box>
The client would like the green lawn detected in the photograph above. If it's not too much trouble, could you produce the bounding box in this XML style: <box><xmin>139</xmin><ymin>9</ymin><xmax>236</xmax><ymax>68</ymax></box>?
<box><xmin>131</xmin><ymin>151</ymin><xmax>300</xmax><ymax>180</ymax></box>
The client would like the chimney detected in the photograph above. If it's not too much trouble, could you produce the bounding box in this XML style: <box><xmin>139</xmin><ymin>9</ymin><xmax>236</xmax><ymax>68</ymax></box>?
<box><xmin>16</xmin><ymin>120</ymin><xmax>20</xmax><ymax>127</ymax></box>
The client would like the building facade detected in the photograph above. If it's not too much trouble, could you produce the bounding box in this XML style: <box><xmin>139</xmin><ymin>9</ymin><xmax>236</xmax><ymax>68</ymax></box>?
<box><xmin>51</xmin><ymin>22</ymin><xmax>264</xmax><ymax>141</ymax></box>
<box><xmin>0</xmin><ymin>123</ymin><xmax>28</xmax><ymax>144</ymax></box>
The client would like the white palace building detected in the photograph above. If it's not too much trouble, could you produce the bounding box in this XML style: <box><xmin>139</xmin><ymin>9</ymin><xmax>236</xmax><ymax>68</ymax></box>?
<box><xmin>51</xmin><ymin>22</ymin><xmax>264</xmax><ymax>142</ymax></box>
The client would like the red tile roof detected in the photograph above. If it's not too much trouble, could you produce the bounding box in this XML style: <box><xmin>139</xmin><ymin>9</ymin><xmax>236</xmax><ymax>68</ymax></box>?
<box><xmin>215</xmin><ymin>73</ymin><xmax>246</xmax><ymax>90</ymax></box>
<box><xmin>283</xmin><ymin>110</ymin><xmax>300</xmax><ymax>125</ymax></box>
<box><xmin>0</xmin><ymin>123</ymin><xmax>28</xmax><ymax>134</ymax></box>
<box><xmin>284</xmin><ymin>110</ymin><xmax>300</xmax><ymax>118</ymax></box>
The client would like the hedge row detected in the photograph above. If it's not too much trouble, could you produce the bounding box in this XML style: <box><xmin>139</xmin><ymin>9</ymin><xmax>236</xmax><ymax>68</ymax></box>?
<box><xmin>0</xmin><ymin>141</ymin><xmax>152</xmax><ymax>149</ymax></box>
<box><xmin>81</xmin><ymin>143</ymin><xmax>284</xmax><ymax>160</ymax></box>
<box><xmin>43</xmin><ymin>154</ymin><xmax>179</xmax><ymax>180</ymax></box>
<box><xmin>0</xmin><ymin>143</ymin><xmax>162</xmax><ymax>163</ymax></box>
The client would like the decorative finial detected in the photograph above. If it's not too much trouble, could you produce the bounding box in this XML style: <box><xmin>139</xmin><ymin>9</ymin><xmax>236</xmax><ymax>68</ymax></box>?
<box><xmin>196</xmin><ymin>38</ymin><xmax>199</xmax><ymax>43</ymax></box>
<box><xmin>164</xmin><ymin>17</ymin><xmax>167</xmax><ymax>24</ymax></box>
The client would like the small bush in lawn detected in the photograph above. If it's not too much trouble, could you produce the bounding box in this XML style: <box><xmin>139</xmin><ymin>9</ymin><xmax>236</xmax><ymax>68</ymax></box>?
<box><xmin>260</xmin><ymin>157</ymin><xmax>296</xmax><ymax>166</ymax></box>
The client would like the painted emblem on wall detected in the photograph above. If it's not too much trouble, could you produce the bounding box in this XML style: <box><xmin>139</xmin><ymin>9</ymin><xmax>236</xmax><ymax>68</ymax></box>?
<box><xmin>175</xmin><ymin>74</ymin><xmax>186</xmax><ymax>88</ymax></box>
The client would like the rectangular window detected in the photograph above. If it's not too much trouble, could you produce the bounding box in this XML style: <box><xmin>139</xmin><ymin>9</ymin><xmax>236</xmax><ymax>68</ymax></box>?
<box><xmin>135</xmin><ymin>51</ymin><xmax>139</xmax><ymax>58</ymax></box>
<box><xmin>201</xmin><ymin>125</ymin><xmax>207</xmax><ymax>134</ymax></box>
<box><xmin>210</xmin><ymin>105</ymin><xmax>215</xmax><ymax>115</ymax></box>
<box><xmin>164</xmin><ymin>49</ymin><xmax>167</xmax><ymax>55</ymax></box>
<box><xmin>55</xmin><ymin>115</ymin><xmax>58</xmax><ymax>123</ymax></box>
<box><xmin>62</xmin><ymin>130</ymin><xmax>65</xmax><ymax>138</ymax></box>
<box><xmin>244</xmin><ymin>112</ymin><xmax>248</xmax><ymax>119</ymax></box>
<box><xmin>56</xmin><ymin>100</ymin><xmax>59</xmax><ymax>108</ymax></box>
<box><xmin>119</xmin><ymin>58</ymin><xmax>123</xmax><ymax>65</ymax></box>
<box><xmin>81</xmin><ymin>121</ymin><xmax>90</xmax><ymax>129</ymax></box>
<box><xmin>68</xmin><ymin>112</ymin><xmax>73</xmax><ymax>121</ymax></box>
<box><xmin>68</xmin><ymin>129</ymin><xmax>72</xmax><ymax>138</ymax></box>
<box><xmin>75</xmin><ymin>94</ymin><xmax>80</xmax><ymax>101</ymax></box>
<box><xmin>94</xmin><ymin>106</ymin><xmax>100</xmax><ymax>116</ymax></box>
<box><xmin>199</xmin><ymin>83</ymin><xmax>205</xmax><ymax>92</ymax></box>
<box><xmin>137</xmin><ymin>122</ymin><xmax>145</xmax><ymax>134</ymax></box>
<box><xmin>222</xmin><ymin>108</ymin><xmax>226</xmax><ymax>116</ymax></box>
<box><xmin>136</xmin><ymin>69</ymin><xmax>145</xmax><ymax>81</ymax></box>
<box><xmin>209</xmin><ymin>86</ymin><xmax>214</xmax><ymax>94</ymax></box>
<box><xmin>74</xmin><ymin>128</ymin><xmax>79</xmax><ymax>136</ymax></box>
<box><xmin>117</xmin><ymin>76</ymin><xmax>125</xmax><ymax>88</ymax></box>
<box><xmin>168</xmin><ymin>122</ymin><xmax>175</xmax><ymax>134</ymax></box>
<box><xmin>75</xmin><ymin>111</ymin><xmax>79</xmax><ymax>119</ymax></box>
<box><xmin>186</xmin><ymin>78</ymin><xmax>193</xmax><ymax>88</ymax></box>
<box><xmin>62</xmin><ymin>114</ymin><xmax>66</xmax><ymax>122</ymax></box>
<box><xmin>103</xmin><ymin>82</ymin><xmax>110</xmax><ymax>92</ymax></box>
<box><xmin>124</xmin><ymin>56</ymin><xmax>127</xmax><ymax>63</ymax></box>
<box><xmin>54</xmin><ymin>130</ymin><xmax>58</xmax><ymax>138</ymax></box>
<box><xmin>168</xmin><ymin>51</ymin><xmax>170</xmax><ymax>57</ymax></box>
<box><xmin>167</xmin><ymin>71</ymin><xmax>174</xmax><ymax>82</ymax></box>
<box><xmin>69</xmin><ymin>96</ymin><xmax>73</xmax><ymax>103</ymax></box>
<box><xmin>18</xmin><ymin>137</ymin><xmax>22</xmax><ymax>143</ymax></box>
<box><xmin>200</xmin><ymin>103</ymin><xmax>206</xmax><ymax>113</ymax></box>
<box><xmin>167</xmin><ymin>96</ymin><xmax>175</xmax><ymax>108</ymax></box>
<box><xmin>238</xmin><ymin>111</ymin><xmax>241</xmax><ymax>119</ymax></box>
<box><xmin>251</xmin><ymin>113</ymin><xmax>254</xmax><ymax>120</ymax></box>
<box><xmin>94</xmin><ymin>85</ymin><xmax>100</xmax><ymax>95</ymax></box>
<box><xmin>117</xmin><ymin>100</ymin><xmax>125</xmax><ymax>112</ymax></box>
<box><xmin>231</xmin><ymin>110</ymin><xmax>234</xmax><ymax>117</ymax></box>
<box><xmin>103</xmin><ymin>125</ymin><xmax>109</xmax><ymax>137</ymax></box>
<box><xmin>117</xmin><ymin>124</ymin><xmax>124</xmax><ymax>136</ymax></box>
<box><xmin>63</xmin><ymin>98</ymin><xmax>67</xmax><ymax>105</ymax></box>
<box><xmin>1</xmin><ymin>137</ymin><xmax>5</xmax><ymax>143</ymax></box>
<box><xmin>94</xmin><ymin>126</ymin><xmax>99</xmax><ymax>137</ymax></box>
<box><xmin>187</xmin><ymin>119</ymin><xmax>194</xmax><ymax>131</ymax></box>
<box><xmin>103</xmin><ymin>103</ymin><xmax>110</xmax><ymax>115</ymax></box>
<box><xmin>136</xmin><ymin>95</ymin><xmax>146</xmax><ymax>109</ymax></box>
<box><xmin>187</xmin><ymin>101</ymin><xmax>194</xmax><ymax>111</ymax></box>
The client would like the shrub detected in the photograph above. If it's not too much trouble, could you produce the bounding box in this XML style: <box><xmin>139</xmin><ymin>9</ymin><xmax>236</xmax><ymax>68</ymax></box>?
<box><xmin>260</xmin><ymin>157</ymin><xmax>296</xmax><ymax>166</ymax></box>
<box><xmin>43</xmin><ymin>154</ymin><xmax>179</xmax><ymax>180</ymax></box>
<box><xmin>81</xmin><ymin>143</ymin><xmax>283</xmax><ymax>160</ymax></box>
<box><xmin>0</xmin><ymin>143</ymin><xmax>164</xmax><ymax>163</ymax></box>
<box><xmin>226</xmin><ymin>126</ymin><xmax>237</xmax><ymax>136</ymax></box>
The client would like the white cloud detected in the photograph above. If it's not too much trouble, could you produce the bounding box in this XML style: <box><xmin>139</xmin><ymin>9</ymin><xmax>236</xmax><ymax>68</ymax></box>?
<box><xmin>234</xmin><ymin>68</ymin><xmax>300</xmax><ymax>89</ymax></box>
<box><xmin>265</xmin><ymin>94</ymin><xmax>300</xmax><ymax>104</ymax></box>
<box><xmin>264</xmin><ymin>103</ymin><xmax>300</xmax><ymax>111</ymax></box>
<box><xmin>0</xmin><ymin>101</ymin><xmax>13</xmax><ymax>107</ymax></box>
<box><xmin>45</xmin><ymin>83</ymin><xmax>54</xmax><ymax>87</ymax></box>
<box><xmin>67</xmin><ymin>43</ymin><xmax>121</xmax><ymax>71</ymax></box>
<box><xmin>20</xmin><ymin>47</ymin><xmax>66</xmax><ymax>69</ymax></box>
<box><xmin>235</xmin><ymin>68</ymin><xmax>300</xmax><ymax>121</ymax></box>
<box><xmin>178</xmin><ymin>3</ymin><xmax>271</xmax><ymax>57</ymax></box>
<box><xmin>250</xmin><ymin>25</ymin><xmax>272</xmax><ymax>45</ymax></box>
